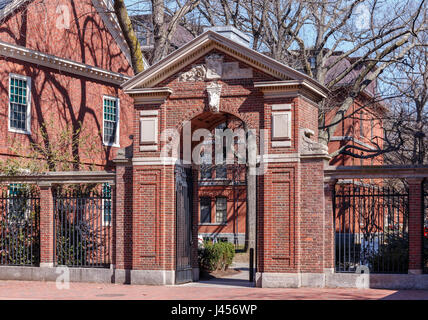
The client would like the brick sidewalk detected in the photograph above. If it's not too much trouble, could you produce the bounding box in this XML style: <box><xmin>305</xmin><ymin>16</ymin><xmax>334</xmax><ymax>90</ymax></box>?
<box><xmin>0</xmin><ymin>280</ymin><xmax>427</xmax><ymax>300</ymax></box>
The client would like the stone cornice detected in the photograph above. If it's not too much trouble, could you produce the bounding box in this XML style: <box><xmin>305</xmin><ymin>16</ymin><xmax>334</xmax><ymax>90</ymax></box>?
<box><xmin>325</xmin><ymin>165</ymin><xmax>428</xmax><ymax>180</ymax></box>
<box><xmin>0</xmin><ymin>171</ymin><xmax>116</xmax><ymax>185</ymax></box>
<box><xmin>254</xmin><ymin>80</ymin><xmax>328</xmax><ymax>102</ymax></box>
<box><xmin>0</xmin><ymin>40</ymin><xmax>131</xmax><ymax>85</ymax></box>
<box><xmin>125</xmin><ymin>87</ymin><xmax>173</xmax><ymax>105</ymax></box>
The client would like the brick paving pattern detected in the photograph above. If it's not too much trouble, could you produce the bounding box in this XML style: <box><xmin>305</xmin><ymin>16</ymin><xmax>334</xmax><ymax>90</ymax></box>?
<box><xmin>0</xmin><ymin>280</ymin><xmax>427</xmax><ymax>300</ymax></box>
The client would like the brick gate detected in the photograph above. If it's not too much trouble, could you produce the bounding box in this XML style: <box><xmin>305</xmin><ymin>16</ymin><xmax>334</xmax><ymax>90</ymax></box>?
<box><xmin>116</xmin><ymin>28</ymin><xmax>332</xmax><ymax>286</ymax></box>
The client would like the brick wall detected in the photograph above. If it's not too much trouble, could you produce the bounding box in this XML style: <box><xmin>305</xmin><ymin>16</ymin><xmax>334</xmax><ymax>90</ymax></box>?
<box><xmin>0</xmin><ymin>0</ymin><xmax>134</xmax><ymax>169</ymax></box>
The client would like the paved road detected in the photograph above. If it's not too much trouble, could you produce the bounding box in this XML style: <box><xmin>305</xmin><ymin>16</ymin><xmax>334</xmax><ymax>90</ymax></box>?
<box><xmin>0</xmin><ymin>280</ymin><xmax>427</xmax><ymax>300</ymax></box>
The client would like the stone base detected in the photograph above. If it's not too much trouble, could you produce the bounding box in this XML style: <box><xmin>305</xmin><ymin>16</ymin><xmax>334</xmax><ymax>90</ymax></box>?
<box><xmin>0</xmin><ymin>266</ymin><xmax>184</xmax><ymax>286</ymax></box>
<box><xmin>192</xmin><ymin>268</ymin><xmax>200</xmax><ymax>281</ymax></box>
<box><xmin>256</xmin><ymin>272</ymin><xmax>428</xmax><ymax>289</ymax></box>
<box><xmin>129</xmin><ymin>270</ymin><xmax>175</xmax><ymax>285</ymax></box>
<box><xmin>0</xmin><ymin>266</ymin><xmax>114</xmax><ymax>283</ymax></box>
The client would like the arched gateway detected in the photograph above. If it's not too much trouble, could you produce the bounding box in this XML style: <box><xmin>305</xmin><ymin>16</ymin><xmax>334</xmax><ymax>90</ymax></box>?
<box><xmin>114</xmin><ymin>27</ymin><xmax>332</xmax><ymax>287</ymax></box>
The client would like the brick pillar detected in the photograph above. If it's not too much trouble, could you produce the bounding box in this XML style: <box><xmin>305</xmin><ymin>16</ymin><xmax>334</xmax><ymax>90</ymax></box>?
<box><xmin>39</xmin><ymin>183</ymin><xmax>54</xmax><ymax>267</ymax></box>
<box><xmin>323</xmin><ymin>178</ymin><xmax>337</xmax><ymax>272</ymax></box>
<box><xmin>299</xmin><ymin>158</ymin><xmax>328</xmax><ymax>274</ymax></box>
<box><xmin>113</xmin><ymin>162</ymin><xmax>133</xmax><ymax>277</ymax></box>
<box><xmin>407</xmin><ymin>178</ymin><xmax>423</xmax><ymax>274</ymax></box>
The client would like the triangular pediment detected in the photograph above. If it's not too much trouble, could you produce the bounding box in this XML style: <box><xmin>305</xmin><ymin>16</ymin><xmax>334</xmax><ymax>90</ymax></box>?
<box><xmin>122</xmin><ymin>30</ymin><xmax>327</xmax><ymax>96</ymax></box>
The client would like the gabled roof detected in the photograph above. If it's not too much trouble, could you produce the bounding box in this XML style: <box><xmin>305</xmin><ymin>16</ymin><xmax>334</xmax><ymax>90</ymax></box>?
<box><xmin>122</xmin><ymin>30</ymin><xmax>329</xmax><ymax>98</ymax></box>
<box><xmin>0</xmin><ymin>0</ymin><xmax>148</xmax><ymax>69</ymax></box>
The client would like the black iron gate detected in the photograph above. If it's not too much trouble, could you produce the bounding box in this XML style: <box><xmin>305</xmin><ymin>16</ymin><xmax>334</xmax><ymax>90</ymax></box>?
<box><xmin>0</xmin><ymin>185</ymin><xmax>40</xmax><ymax>266</ymax></box>
<box><xmin>334</xmin><ymin>182</ymin><xmax>409</xmax><ymax>274</ymax></box>
<box><xmin>54</xmin><ymin>185</ymin><xmax>112</xmax><ymax>268</ymax></box>
<box><xmin>175</xmin><ymin>166</ymin><xmax>193</xmax><ymax>284</ymax></box>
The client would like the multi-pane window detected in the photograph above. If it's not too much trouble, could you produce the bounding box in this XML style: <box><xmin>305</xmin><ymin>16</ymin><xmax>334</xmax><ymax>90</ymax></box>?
<box><xmin>102</xmin><ymin>183</ymin><xmax>112</xmax><ymax>226</ymax></box>
<box><xmin>200</xmin><ymin>147</ymin><xmax>212</xmax><ymax>179</ymax></box>
<box><xmin>9</xmin><ymin>74</ymin><xmax>31</xmax><ymax>133</ymax></box>
<box><xmin>103</xmin><ymin>97</ymin><xmax>119</xmax><ymax>146</ymax></box>
<box><xmin>215</xmin><ymin>197</ymin><xmax>227</xmax><ymax>224</ymax></box>
<box><xmin>200</xmin><ymin>197</ymin><xmax>211</xmax><ymax>223</ymax></box>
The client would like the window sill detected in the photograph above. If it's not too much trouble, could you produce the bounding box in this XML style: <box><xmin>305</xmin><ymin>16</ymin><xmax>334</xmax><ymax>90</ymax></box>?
<box><xmin>9</xmin><ymin>128</ymin><xmax>31</xmax><ymax>135</ymax></box>
<box><xmin>103</xmin><ymin>142</ymin><xmax>120</xmax><ymax>148</ymax></box>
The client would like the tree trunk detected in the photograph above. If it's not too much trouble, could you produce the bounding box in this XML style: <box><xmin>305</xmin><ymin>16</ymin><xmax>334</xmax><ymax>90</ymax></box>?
<box><xmin>113</xmin><ymin>0</ymin><xmax>145</xmax><ymax>74</ymax></box>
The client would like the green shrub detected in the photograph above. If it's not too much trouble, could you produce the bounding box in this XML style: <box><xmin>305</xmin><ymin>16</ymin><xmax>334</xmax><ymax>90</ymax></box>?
<box><xmin>198</xmin><ymin>241</ymin><xmax>235</xmax><ymax>272</ymax></box>
<box><xmin>367</xmin><ymin>235</ymin><xmax>409</xmax><ymax>273</ymax></box>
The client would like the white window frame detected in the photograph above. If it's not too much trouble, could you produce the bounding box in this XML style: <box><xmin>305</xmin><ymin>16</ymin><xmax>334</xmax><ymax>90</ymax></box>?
<box><xmin>102</xmin><ymin>95</ymin><xmax>120</xmax><ymax>148</ymax></box>
<box><xmin>8</xmin><ymin>73</ymin><xmax>32</xmax><ymax>135</ymax></box>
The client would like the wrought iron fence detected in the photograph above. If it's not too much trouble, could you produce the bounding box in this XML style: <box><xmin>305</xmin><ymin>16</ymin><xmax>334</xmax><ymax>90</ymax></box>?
<box><xmin>54</xmin><ymin>184</ymin><xmax>112</xmax><ymax>268</ymax></box>
<box><xmin>0</xmin><ymin>185</ymin><xmax>40</xmax><ymax>266</ymax></box>
<box><xmin>334</xmin><ymin>182</ymin><xmax>409</xmax><ymax>274</ymax></box>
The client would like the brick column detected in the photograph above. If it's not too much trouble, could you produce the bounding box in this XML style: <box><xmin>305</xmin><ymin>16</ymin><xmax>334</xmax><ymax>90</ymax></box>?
<box><xmin>323</xmin><ymin>177</ymin><xmax>337</xmax><ymax>272</ymax></box>
<box><xmin>113</xmin><ymin>164</ymin><xmax>129</xmax><ymax>269</ymax></box>
<box><xmin>39</xmin><ymin>183</ymin><xmax>54</xmax><ymax>267</ymax></box>
<box><xmin>407</xmin><ymin>178</ymin><xmax>423</xmax><ymax>274</ymax></box>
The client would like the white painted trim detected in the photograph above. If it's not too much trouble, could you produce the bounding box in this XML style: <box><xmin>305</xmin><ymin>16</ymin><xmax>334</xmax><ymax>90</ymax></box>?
<box><xmin>0</xmin><ymin>41</ymin><xmax>130</xmax><ymax>85</ymax></box>
<box><xmin>272</xmin><ymin>141</ymin><xmax>291</xmax><ymax>148</ymax></box>
<box><xmin>272</xmin><ymin>104</ymin><xmax>292</xmax><ymax>111</ymax></box>
<box><xmin>132</xmin><ymin>157</ymin><xmax>178</xmax><ymax>166</ymax></box>
<box><xmin>140</xmin><ymin>110</ymin><xmax>159</xmax><ymax>116</ymax></box>
<box><xmin>257</xmin><ymin>153</ymin><xmax>300</xmax><ymax>163</ymax></box>
<box><xmin>102</xmin><ymin>95</ymin><xmax>120</xmax><ymax>148</ymax></box>
<box><xmin>126</xmin><ymin>88</ymin><xmax>173</xmax><ymax>95</ymax></box>
<box><xmin>126</xmin><ymin>88</ymin><xmax>173</xmax><ymax>105</ymax></box>
<box><xmin>139</xmin><ymin>145</ymin><xmax>158</xmax><ymax>152</ymax></box>
<box><xmin>254</xmin><ymin>80</ymin><xmax>327</xmax><ymax>99</ymax></box>
<box><xmin>8</xmin><ymin>73</ymin><xmax>31</xmax><ymax>135</ymax></box>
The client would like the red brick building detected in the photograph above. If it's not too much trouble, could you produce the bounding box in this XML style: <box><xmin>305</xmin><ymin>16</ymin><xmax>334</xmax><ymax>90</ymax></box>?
<box><xmin>324</xmin><ymin>55</ymin><xmax>386</xmax><ymax>166</ymax></box>
<box><xmin>0</xmin><ymin>0</ymin><xmax>137</xmax><ymax>170</ymax></box>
